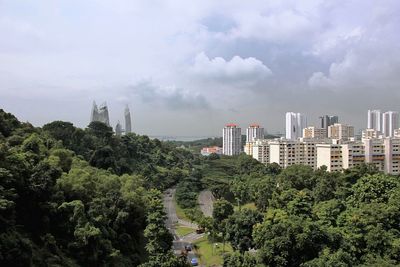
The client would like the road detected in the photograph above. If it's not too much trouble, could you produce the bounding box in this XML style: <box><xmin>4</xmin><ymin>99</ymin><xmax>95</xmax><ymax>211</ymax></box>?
<box><xmin>163</xmin><ymin>188</ymin><xmax>204</xmax><ymax>266</ymax></box>
<box><xmin>198</xmin><ymin>190</ymin><xmax>215</xmax><ymax>217</ymax></box>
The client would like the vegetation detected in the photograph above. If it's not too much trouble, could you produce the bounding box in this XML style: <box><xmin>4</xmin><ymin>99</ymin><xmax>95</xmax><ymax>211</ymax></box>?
<box><xmin>2</xmin><ymin>107</ymin><xmax>400</xmax><ymax>267</ymax></box>
<box><xmin>0</xmin><ymin>109</ymin><xmax>193</xmax><ymax>266</ymax></box>
<box><xmin>200</xmin><ymin>155</ymin><xmax>400</xmax><ymax>266</ymax></box>
<box><xmin>193</xmin><ymin>236</ymin><xmax>233</xmax><ymax>266</ymax></box>
<box><xmin>174</xmin><ymin>169</ymin><xmax>204</xmax><ymax>222</ymax></box>
<box><xmin>175</xmin><ymin>226</ymin><xmax>195</xmax><ymax>237</ymax></box>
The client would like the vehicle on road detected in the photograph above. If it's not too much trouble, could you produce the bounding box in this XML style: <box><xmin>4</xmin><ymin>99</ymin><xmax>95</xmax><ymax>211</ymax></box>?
<box><xmin>196</xmin><ymin>228</ymin><xmax>205</xmax><ymax>234</ymax></box>
<box><xmin>185</xmin><ymin>244</ymin><xmax>192</xmax><ymax>251</ymax></box>
<box><xmin>190</xmin><ymin>258</ymin><xmax>199</xmax><ymax>266</ymax></box>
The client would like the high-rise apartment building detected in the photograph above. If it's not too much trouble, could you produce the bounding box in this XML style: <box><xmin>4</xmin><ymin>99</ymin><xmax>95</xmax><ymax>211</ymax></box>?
<box><xmin>252</xmin><ymin>139</ymin><xmax>270</xmax><ymax>164</ymax></box>
<box><xmin>269</xmin><ymin>139</ymin><xmax>320</xmax><ymax>169</ymax></box>
<box><xmin>286</xmin><ymin>112</ymin><xmax>307</xmax><ymax>140</ymax></box>
<box><xmin>382</xmin><ymin>111</ymin><xmax>399</xmax><ymax>137</ymax></box>
<box><xmin>367</xmin><ymin>110</ymin><xmax>382</xmax><ymax>132</ymax></box>
<box><xmin>394</xmin><ymin>129</ymin><xmax>400</xmax><ymax>138</ymax></box>
<box><xmin>246</xmin><ymin>124</ymin><xmax>264</xmax><ymax>142</ymax></box>
<box><xmin>223</xmin><ymin>124</ymin><xmax>242</xmax><ymax>156</ymax></box>
<box><xmin>316</xmin><ymin>144</ymin><xmax>343</xmax><ymax>172</ymax></box>
<box><xmin>316</xmin><ymin>138</ymin><xmax>400</xmax><ymax>175</ymax></box>
<box><xmin>362</xmin><ymin>128</ymin><xmax>380</xmax><ymax>139</ymax></box>
<box><xmin>328</xmin><ymin>123</ymin><xmax>354</xmax><ymax>141</ymax></box>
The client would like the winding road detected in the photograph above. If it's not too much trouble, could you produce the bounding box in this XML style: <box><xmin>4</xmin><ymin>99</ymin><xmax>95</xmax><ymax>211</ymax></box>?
<box><xmin>163</xmin><ymin>188</ymin><xmax>203</xmax><ymax>265</ymax></box>
<box><xmin>163</xmin><ymin>189</ymin><xmax>216</xmax><ymax>266</ymax></box>
<box><xmin>198</xmin><ymin>190</ymin><xmax>215</xmax><ymax>217</ymax></box>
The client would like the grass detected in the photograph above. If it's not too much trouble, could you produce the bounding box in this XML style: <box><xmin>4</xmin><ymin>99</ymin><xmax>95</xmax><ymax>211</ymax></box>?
<box><xmin>175</xmin><ymin>225</ymin><xmax>195</xmax><ymax>237</ymax></box>
<box><xmin>193</xmin><ymin>236</ymin><xmax>233</xmax><ymax>267</ymax></box>
<box><xmin>174</xmin><ymin>195</ymin><xmax>192</xmax><ymax>222</ymax></box>
<box><xmin>234</xmin><ymin>202</ymin><xmax>257</xmax><ymax>212</ymax></box>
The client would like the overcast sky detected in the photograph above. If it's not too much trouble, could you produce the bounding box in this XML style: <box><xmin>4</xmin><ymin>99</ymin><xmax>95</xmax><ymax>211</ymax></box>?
<box><xmin>1</xmin><ymin>0</ymin><xmax>400</xmax><ymax>136</ymax></box>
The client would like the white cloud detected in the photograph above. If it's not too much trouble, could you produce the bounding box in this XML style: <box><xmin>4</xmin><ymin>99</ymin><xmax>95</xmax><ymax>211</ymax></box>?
<box><xmin>190</xmin><ymin>52</ymin><xmax>272</xmax><ymax>84</ymax></box>
<box><xmin>308</xmin><ymin>2</ymin><xmax>400</xmax><ymax>91</ymax></box>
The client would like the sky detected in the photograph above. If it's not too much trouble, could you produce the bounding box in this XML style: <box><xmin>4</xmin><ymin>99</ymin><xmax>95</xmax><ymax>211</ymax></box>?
<box><xmin>1</xmin><ymin>0</ymin><xmax>400</xmax><ymax>136</ymax></box>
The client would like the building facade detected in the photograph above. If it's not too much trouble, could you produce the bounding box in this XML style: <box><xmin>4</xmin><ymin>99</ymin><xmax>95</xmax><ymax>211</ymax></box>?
<box><xmin>328</xmin><ymin>123</ymin><xmax>354</xmax><ymax>141</ymax></box>
<box><xmin>246</xmin><ymin>124</ymin><xmax>264</xmax><ymax>142</ymax></box>
<box><xmin>269</xmin><ymin>139</ymin><xmax>320</xmax><ymax>169</ymax></box>
<box><xmin>316</xmin><ymin>144</ymin><xmax>343</xmax><ymax>172</ymax></box>
<box><xmin>125</xmin><ymin>106</ymin><xmax>132</xmax><ymax>134</ymax></box>
<box><xmin>319</xmin><ymin>115</ymin><xmax>339</xmax><ymax>136</ymax></box>
<box><xmin>201</xmin><ymin>146</ymin><xmax>223</xmax><ymax>156</ymax></box>
<box><xmin>382</xmin><ymin>111</ymin><xmax>399</xmax><ymax>137</ymax></box>
<box><xmin>286</xmin><ymin>112</ymin><xmax>307</xmax><ymax>140</ymax></box>
<box><xmin>303</xmin><ymin>126</ymin><xmax>327</xmax><ymax>139</ymax></box>
<box><xmin>223</xmin><ymin>124</ymin><xmax>242</xmax><ymax>156</ymax></box>
<box><xmin>90</xmin><ymin>101</ymin><xmax>110</xmax><ymax>126</ymax></box>
<box><xmin>367</xmin><ymin>109</ymin><xmax>382</xmax><ymax>132</ymax></box>
<box><xmin>362</xmin><ymin>128</ymin><xmax>380</xmax><ymax>139</ymax></box>
<box><xmin>252</xmin><ymin>139</ymin><xmax>270</xmax><ymax>164</ymax></box>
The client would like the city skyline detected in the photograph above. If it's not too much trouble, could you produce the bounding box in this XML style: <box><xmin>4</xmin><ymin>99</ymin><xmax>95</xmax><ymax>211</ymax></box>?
<box><xmin>1</xmin><ymin>1</ymin><xmax>400</xmax><ymax>136</ymax></box>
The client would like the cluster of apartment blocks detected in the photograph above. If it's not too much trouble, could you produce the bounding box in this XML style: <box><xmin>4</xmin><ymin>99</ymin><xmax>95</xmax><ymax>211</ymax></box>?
<box><xmin>251</xmin><ymin>136</ymin><xmax>400</xmax><ymax>175</ymax></box>
<box><xmin>222</xmin><ymin>110</ymin><xmax>400</xmax><ymax>175</ymax></box>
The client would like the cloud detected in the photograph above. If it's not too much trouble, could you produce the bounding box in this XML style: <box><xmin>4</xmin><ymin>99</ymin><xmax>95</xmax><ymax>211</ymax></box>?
<box><xmin>190</xmin><ymin>52</ymin><xmax>272</xmax><ymax>85</ymax></box>
<box><xmin>1</xmin><ymin>0</ymin><xmax>400</xmax><ymax>135</ymax></box>
<box><xmin>229</xmin><ymin>9</ymin><xmax>316</xmax><ymax>43</ymax></box>
<box><xmin>127</xmin><ymin>80</ymin><xmax>210</xmax><ymax>111</ymax></box>
<box><xmin>308</xmin><ymin>3</ymin><xmax>400</xmax><ymax>92</ymax></box>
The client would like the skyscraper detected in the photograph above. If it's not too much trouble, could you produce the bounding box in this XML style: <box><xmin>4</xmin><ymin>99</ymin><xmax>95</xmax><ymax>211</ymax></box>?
<box><xmin>223</xmin><ymin>124</ymin><xmax>242</xmax><ymax>156</ymax></box>
<box><xmin>91</xmin><ymin>101</ymin><xmax>99</xmax><ymax>122</ymax></box>
<box><xmin>382</xmin><ymin>111</ymin><xmax>399</xmax><ymax>137</ymax></box>
<box><xmin>115</xmin><ymin>121</ymin><xmax>123</xmax><ymax>136</ymax></box>
<box><xmin>246</xmin><ymin>124</ymin><xmax>264</xmax><ymax>142</ymax></box>
<box><xmin>124</xmin><ymin>105</ymin><xmax>132</xmax><ymax>134</ymax></box>
<box><xmin>319</xmin><ymin>115</ymin><xmax>338</xmax><ymax>135</ymax></box>
<box><xmin>90</xmin><ymin>101</ymin><xmax>110</xmax><ymax>126</ymax></box>
<box><xmin>286</xmin><ymin>112</ymin><xmax>307</xmax><ymax>140</ymax></box>
<box><xmin>367</xmin><ymin>110</ymin><xmax>382</xmax><ymax>132</ymax></box>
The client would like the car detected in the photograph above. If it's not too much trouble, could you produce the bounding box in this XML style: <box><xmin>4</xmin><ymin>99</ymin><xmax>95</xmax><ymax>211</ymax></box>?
<box><xmin>195</xmin><ymin>228</ymin><xmax>205</xmax><ymax>234</ymax></box>
<box><xmin>190</xmin><ymin>258</ymin><xmax>199</xmax><ymax>266</ymax></box>
<box><xmin>185</xmin><ymin>244</ymin><xmax>192</xmax><ymax>251</ymax></box>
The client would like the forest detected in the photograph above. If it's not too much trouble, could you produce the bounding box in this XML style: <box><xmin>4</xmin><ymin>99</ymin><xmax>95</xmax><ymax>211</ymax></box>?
<box><xmin>0</xmin><ymin>109</ymin><xmax>191</xmax><ymax>266</ymax></box>
<box><xmin>1</xmin><ymin>108</ymin><xmax>400</xmax><ymax>267</ymax></box>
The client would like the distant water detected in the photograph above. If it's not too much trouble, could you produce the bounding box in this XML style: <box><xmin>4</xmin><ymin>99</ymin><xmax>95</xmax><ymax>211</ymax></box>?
<box><xmin>149</xmin><ymin>136</ymin><xmax>218</xmax><ymax>142</ymax></box>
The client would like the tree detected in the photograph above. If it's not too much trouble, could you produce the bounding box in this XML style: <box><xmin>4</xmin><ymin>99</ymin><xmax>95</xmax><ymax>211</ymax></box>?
<box><xmin>43</xmin><ymin>121</ymin><xmax>76</xmax><ymax>148</ymax></box>
<box><xmin>231</xmin><ymin>177</ymin><xmax>249</xmax><ymax>209</ymax></box>
<box><xmin>225</xmin><ymin>209</ymin><xmax>263</xmax><ymax>252</ymax></box>
<box><xmin>213</xmin><ymin>199</ymin><xmax>234</xmax><ymax>225</ymax></box>
<box><xmin>86</xmin><ymin>121</ymin><xmax>113</xmax><ymax>144</ymax></box>
<box><xmin>253</xmin><ymin>209</ymin><xmax>330</xmax><ymax>267</ymax></box>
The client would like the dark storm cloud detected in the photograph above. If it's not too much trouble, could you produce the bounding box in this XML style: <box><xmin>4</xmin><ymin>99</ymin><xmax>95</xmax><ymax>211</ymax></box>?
<box><xmin>126</xmin><ymin>81</ymin><xmax>210</xmax><ymax>111</ymax></box>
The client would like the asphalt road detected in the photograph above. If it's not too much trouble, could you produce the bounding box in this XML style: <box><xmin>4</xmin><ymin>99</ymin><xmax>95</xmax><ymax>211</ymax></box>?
<box><xmin>198</xmin><ymin>190</ymin><xmax>215</xmax><ymax>217</ymax></box>
<box><xmin>163</xmin><ymin>188</ymin><xmax>204</xmax><ymax>266</ymax></box>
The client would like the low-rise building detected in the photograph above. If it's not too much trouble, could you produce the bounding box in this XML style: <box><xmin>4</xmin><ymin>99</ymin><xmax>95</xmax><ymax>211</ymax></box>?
<box><xmin>201</xmin><ymin>146</ymin><xmax>222</xmax><ymax>156</ymax></box>
<box><xmin>303</xmin><ymin>126</ymin><xmax>327</xmax><ymax>139</ymax></box>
